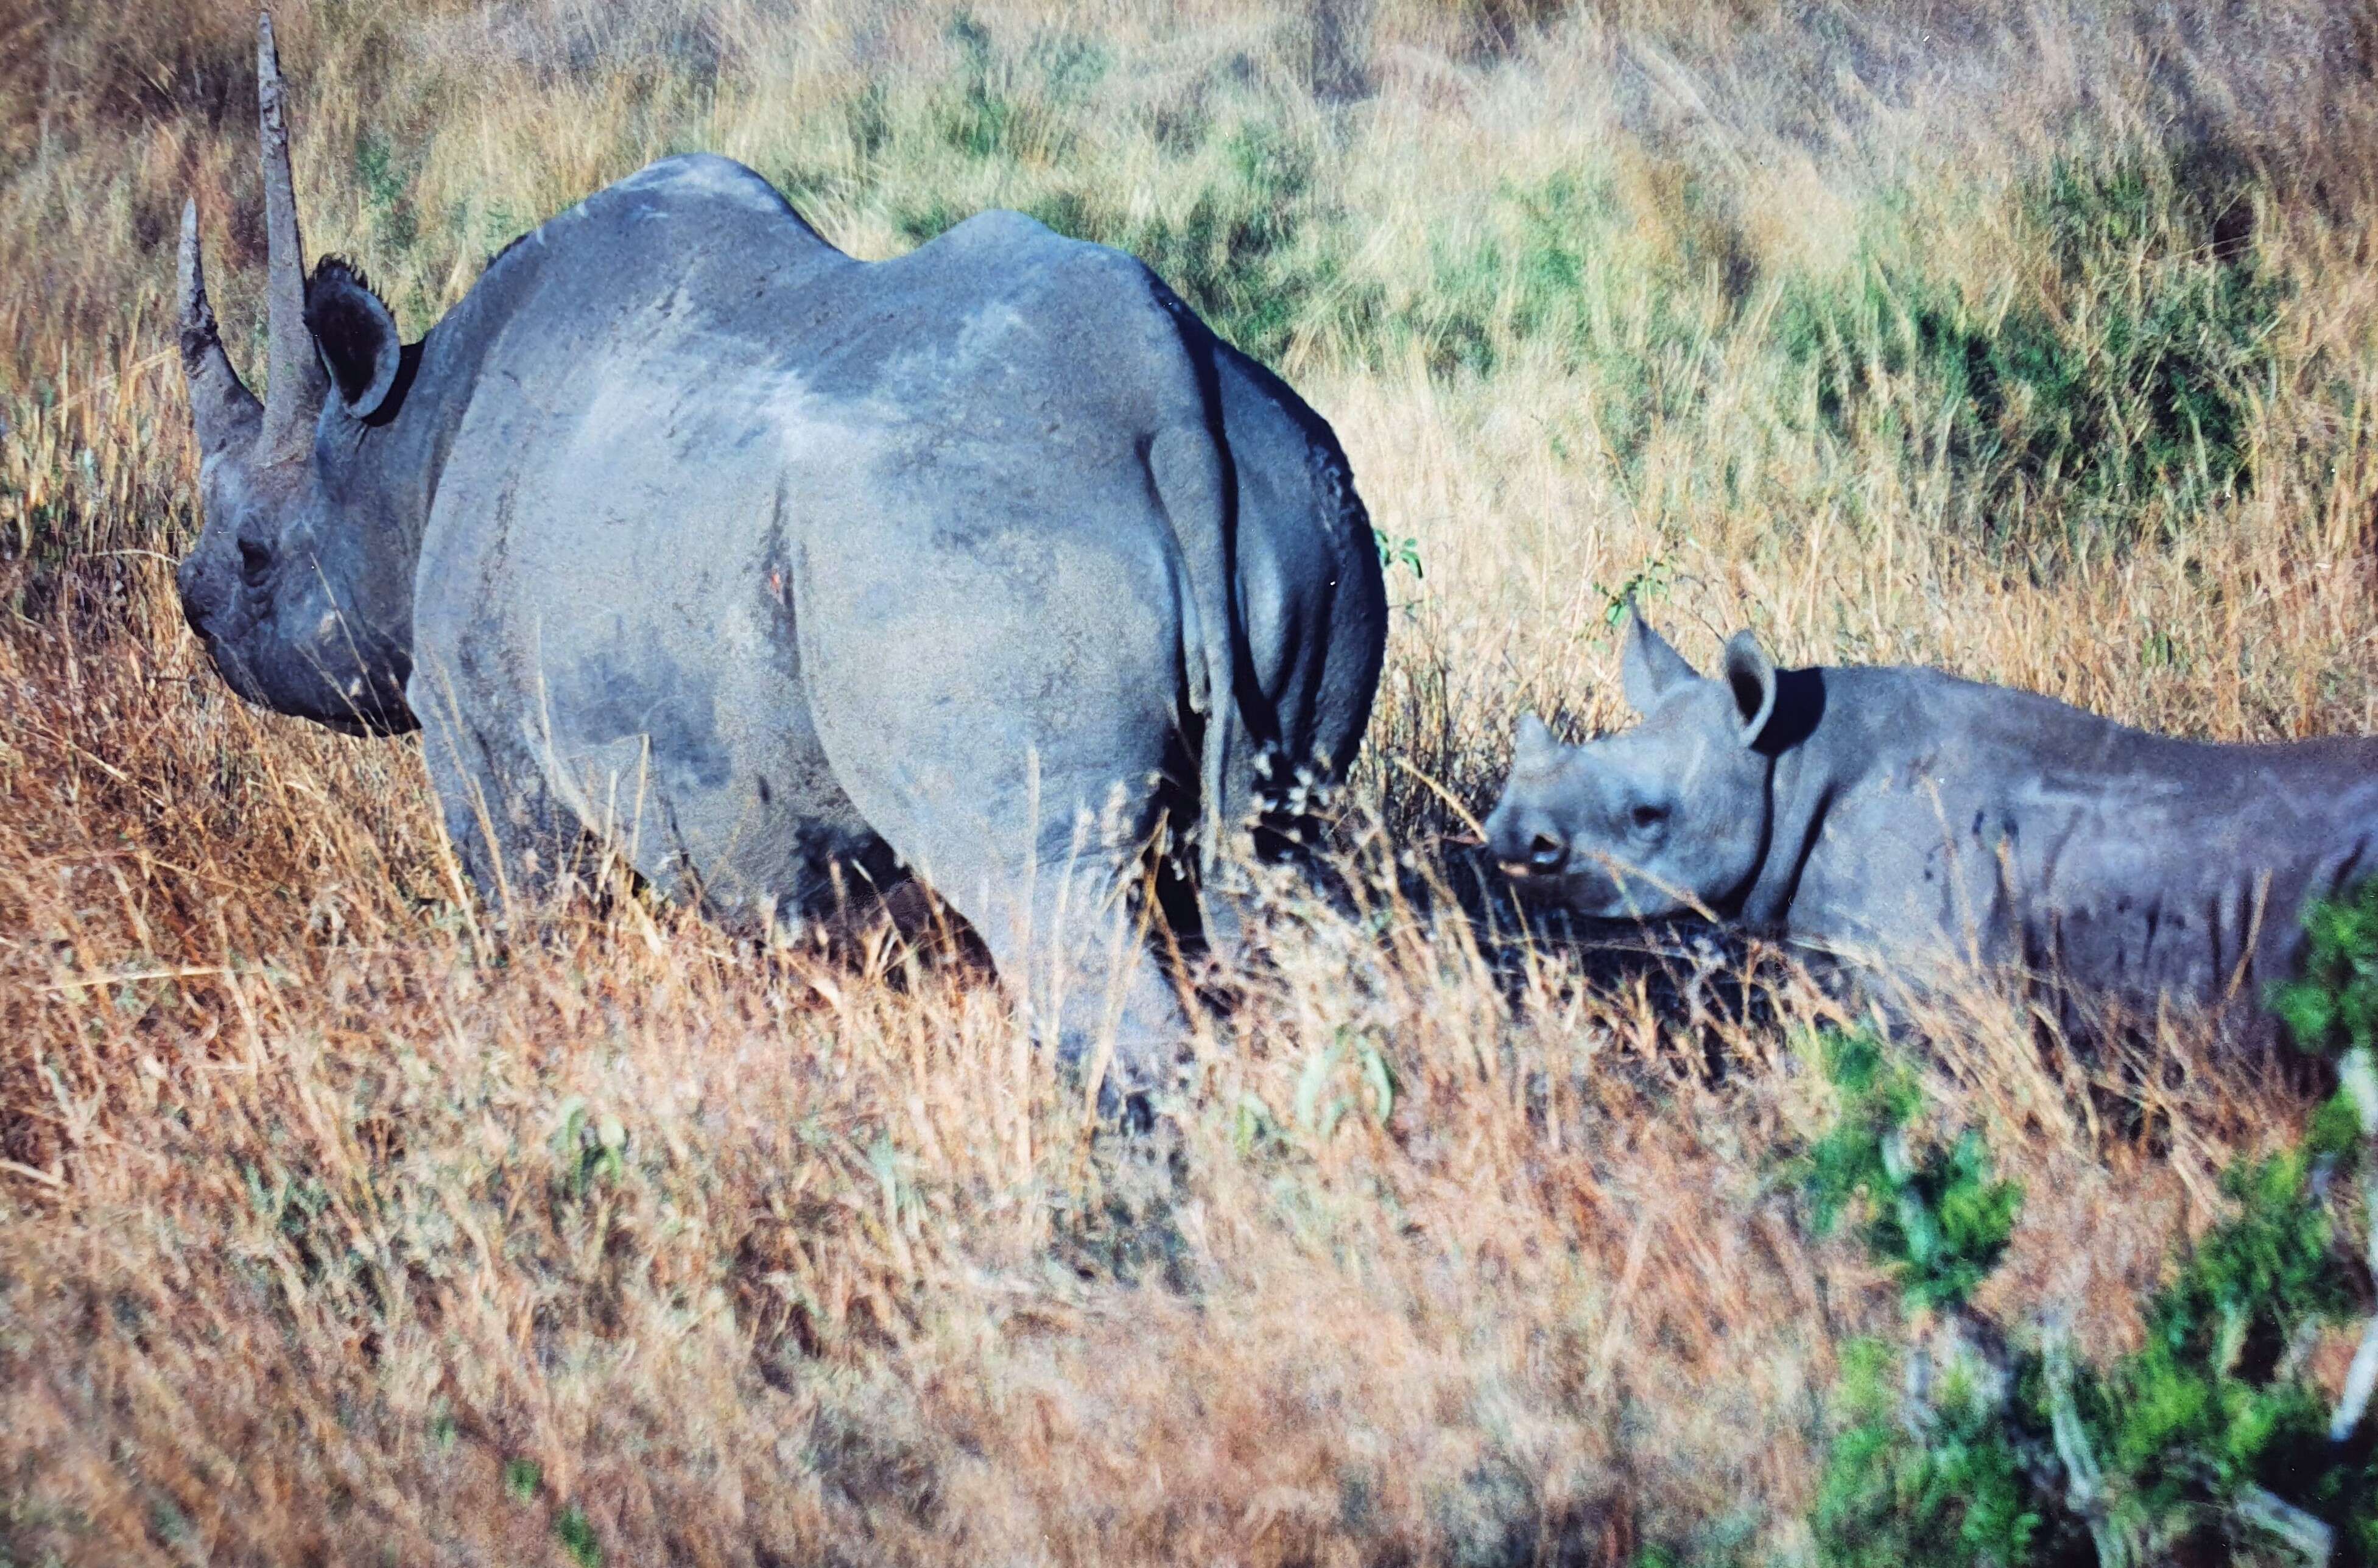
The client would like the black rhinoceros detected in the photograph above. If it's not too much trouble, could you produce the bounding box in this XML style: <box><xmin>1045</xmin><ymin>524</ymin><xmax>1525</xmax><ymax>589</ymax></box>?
<box><xmin>175</xmin><ymin>15</ymin><xmax>1386</xmax><ymax>1086</ymax></box>
<box><xmin>1486</xmin><ymin>613</ymin><xmax>2378</xmax><ymax>1040</ymax></box>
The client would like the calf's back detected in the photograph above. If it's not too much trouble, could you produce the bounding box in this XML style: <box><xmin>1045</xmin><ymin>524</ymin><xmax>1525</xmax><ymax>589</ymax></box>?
<box><xmin>1767</xmin><ymin>666</ymin><xmax>2378</xmax><ymax>1027</ymax></box>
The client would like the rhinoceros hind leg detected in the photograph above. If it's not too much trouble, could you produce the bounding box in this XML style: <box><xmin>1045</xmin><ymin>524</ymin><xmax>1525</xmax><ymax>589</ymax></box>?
<box><xmin>827</xmin><ymin>729</ymin><xmax>1194</xmax><ymax>1096</ymax></box>
<box><xmin>795</xmin><ymin>531</ymin><xmax>1200</xmax><ymax>1096</ymax></box>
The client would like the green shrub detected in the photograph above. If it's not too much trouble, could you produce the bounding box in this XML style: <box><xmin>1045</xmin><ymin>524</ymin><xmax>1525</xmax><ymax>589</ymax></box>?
<box><xmin>2271</xmin><ymin>877</ymin><xmax>2378</xmax><ymax>1063</ymax></box>
<box><xmin>930</xmin><ymin>13</ymin><xmax>1103</xmax><ymax>164</ymax></box>
<box><xmin>885</xmin><ymin>57</ymin><xmax>1352</xmax><ymax>367</ymax></box>
<box><xmin>2019</xmin><ymin>153</ymin><xmax>2275</xmax><ymax>516</ymax></box>
<box><xmin>1812</xmin><ymin>1337</ymin><xmax>2049</xmax><ymax>1568</ymax></box>
<box><xmin>1391</xmin><ymin>172</ymin><xmax>1622</xmax><ymax>376</ymax></box>
<box><xmin>811</xmin><ymin>27</ymin><xmax>2280</xmax><ymax>558</ymax></box>
<box><xmin>1796</xmin><ymin>940</ymin><xmax>2378</xmax><ymax>1568</ymax></box>
<box><xmin>2075</xmin><ymin>1142</ymin><xmax>2372</xmax><ymax>1561</ymax></box>
<box><xmin>1795</xmin><ymin>1028</ymin><xmax>2022</xmax><ymax>1314</ymax></box>
<box><xmin>1024</xmin><ymin>121</ymin><xmax>1348</xmax><ymax>367</ymax></box>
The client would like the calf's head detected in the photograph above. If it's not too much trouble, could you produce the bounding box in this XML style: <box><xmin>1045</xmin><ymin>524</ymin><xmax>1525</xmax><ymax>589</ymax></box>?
<box><xmin>1484</xmin><ymin>615</ymin><xmax>1779</xmax><ymax>919</ymax></box>
<box><xmin>176</xmin><ymin>13</ymin><xmax>417</xmax><ymax>734</ymax></box>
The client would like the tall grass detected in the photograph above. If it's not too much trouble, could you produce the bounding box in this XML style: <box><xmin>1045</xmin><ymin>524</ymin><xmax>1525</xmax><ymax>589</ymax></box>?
<box><xmin>5</xmin><ymin>0</ymin><xmax>2378</xmax><ymax>1562</ymax></box>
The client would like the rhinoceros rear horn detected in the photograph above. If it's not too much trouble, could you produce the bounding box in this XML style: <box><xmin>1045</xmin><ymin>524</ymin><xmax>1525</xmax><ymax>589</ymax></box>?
<box><xmin>256</xmin><ymin>10</ymin><xmax>330</xmax><ymax>458</ymax></box>
<box><xmin>1722</xmin><ymin>629</ymin><xmax>1777</xmax><ymax>747</ymax></box>
<box><xmin>304</xmin><ymin>259</ymin><xmax>403</xmax><ymax>418</ymax></box>
<box><xmin>178</xmin><ymin>197</ymin><xmax>261</xmax><ymax>457</ymax></box>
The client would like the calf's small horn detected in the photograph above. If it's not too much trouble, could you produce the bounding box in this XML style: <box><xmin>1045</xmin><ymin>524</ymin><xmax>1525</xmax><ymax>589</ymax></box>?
<box><xmin>1514</xmin><ymin>712</ymin><xmax>1561</xmax><ymax>768</ymax></box>
<box><xmin>178</xmin><ymin>197</ymin><xmax>260</xmax><ymax>457</ymax></box>
<box><xmin>257</xmin><ymin>10</ymin><xmax>328</xmax><ymax>460</ymax></box>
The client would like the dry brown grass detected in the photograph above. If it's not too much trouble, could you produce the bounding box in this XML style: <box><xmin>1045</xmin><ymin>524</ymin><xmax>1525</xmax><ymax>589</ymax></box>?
<box><xmin>6</xmin><ymin>0</ymin><xmax>2378</xmax><ymax>1563</ymax></box>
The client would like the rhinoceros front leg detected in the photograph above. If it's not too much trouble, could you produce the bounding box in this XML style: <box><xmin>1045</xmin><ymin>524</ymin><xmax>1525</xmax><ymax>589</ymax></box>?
<box><xmin>409</xmin><ymin>673</ymin><xmax>572</xmax><ymax>917</ymax></box>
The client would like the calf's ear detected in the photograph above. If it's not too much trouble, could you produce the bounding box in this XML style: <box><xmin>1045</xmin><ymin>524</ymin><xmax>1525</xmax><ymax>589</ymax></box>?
<box><xmin>1620</xmin><ymin>611</ymin><xmax>1700</xmax><ymax>714</ymax></box>
<box><xmin>303</xmin><ymin>259</ymin><xmax>403</xmax><ymax>420</ymax></box>
<box><xmin>1722</xmin><ymin>630</ymin><xmax>1777</xmax><ymax>747</ymax></box>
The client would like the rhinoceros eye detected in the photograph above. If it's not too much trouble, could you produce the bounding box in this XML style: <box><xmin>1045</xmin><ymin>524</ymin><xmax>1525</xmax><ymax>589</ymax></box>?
<box><xmin>1628</xmin><ymin>801</ymin><xmax>1668</xmax><ymax>832</ymax></box>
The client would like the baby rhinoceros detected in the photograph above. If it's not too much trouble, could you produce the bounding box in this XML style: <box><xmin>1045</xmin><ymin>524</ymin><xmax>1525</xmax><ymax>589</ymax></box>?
<box><xmin>1485</xmin><ymin>613</ymin><xmax>2378</xmax><ymax>1042</ymax></box>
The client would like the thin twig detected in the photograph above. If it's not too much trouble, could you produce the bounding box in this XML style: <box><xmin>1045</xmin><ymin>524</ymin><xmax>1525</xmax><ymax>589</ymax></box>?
<box><xmin>2329</xmin><ymin>1047</ymin><xmax>2378</xmax><ymax>1443</ymax></box>
<box><xmin>42</xmin><ymin>963</ymin><xmax>231</xmax><ymax>994</ymax></box>
<box><xmin>2045</xmin><ymin>1326</ymin><xmax>2128</xmax><ymax>1568</ymax></box>
<box><xmin>2236</xmin><ymin>1485</ymin><xmax>2333</xmax><ymax>1566</ymax></box>
<box><xmin>1</xmin><ymin>1158</ymin><xmax>63</xmax><ymax>1188</ymax></box>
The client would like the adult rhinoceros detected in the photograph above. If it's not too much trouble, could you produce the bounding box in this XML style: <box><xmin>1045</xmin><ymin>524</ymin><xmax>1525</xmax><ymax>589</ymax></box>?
<box><xmin>1484</xmin><ymin>613</ymin><xmax>2378</xmax><ymax>1044</ymax></box>
<box><xmin>175</xmin><ymin>15</ymin><xmax>1387</xmax><ymax>1086</ymax></box>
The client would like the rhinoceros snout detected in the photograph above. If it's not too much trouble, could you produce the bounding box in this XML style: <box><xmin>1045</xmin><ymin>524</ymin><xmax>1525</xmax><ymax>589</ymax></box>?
<box><xmin>175</xmin><ymin>552</ymin><xmax>208</xmax><ymax>635</ymax></box>
<box><xmin>175</xmin><ymin>546</ymin><xmax>245</xmax><ymax>656</ymax></box>
<box><xmin>1495</xmin><ymin>828</ymin><xmax>1568</xmax><ymax>879</ymax></box>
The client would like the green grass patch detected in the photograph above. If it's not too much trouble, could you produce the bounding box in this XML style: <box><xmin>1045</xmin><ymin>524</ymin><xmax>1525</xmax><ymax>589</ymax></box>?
<box><xmin>1773</xmin><ymin>152</ymin><xmax>2279</xmax><ymax>554</ymax></box>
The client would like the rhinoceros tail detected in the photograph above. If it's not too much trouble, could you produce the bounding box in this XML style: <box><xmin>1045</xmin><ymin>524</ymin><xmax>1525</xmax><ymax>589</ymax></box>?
<box><xmin>1147</xmin><ymin>424</ymin><xmax>1240</xmax><ymax>873</ymax></box>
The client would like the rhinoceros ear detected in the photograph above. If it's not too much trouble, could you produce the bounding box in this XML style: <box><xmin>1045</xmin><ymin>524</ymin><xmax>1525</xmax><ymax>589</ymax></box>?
<box><xmin>1722</xmin><ymin>628</ymin><xmax>1777</xmax><ymax>747</ymax></box>
<box><xmin>1620</xmin><ymin>611</ymin><xmax>1700</xmax><ymax>714</ymax></box>
<box><xmin>1513</xmin><ymin>711</ymin><xmax>1561</xmax><ymax>769</ymax></box>
<box><xmin>304</xmin><ymin>258</ymin><xmax>403</xmax><ymax>420</ymax></box>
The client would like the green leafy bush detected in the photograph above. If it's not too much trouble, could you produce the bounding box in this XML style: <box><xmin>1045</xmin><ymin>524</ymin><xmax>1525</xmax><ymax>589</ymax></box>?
<box><xmin>826</xmin><ymin>24</ymin><xmax>2282</xmax><ymax>560</ymax></box>
<box><xmin>1796</xmin><ymin>1028</ymin><xmax>2022</xmax><ymax>1313</ymax></box>
<box><xmin>2271</xmin><ymin>877</ymin><xmax>2378</xmax><ymax>1062</ymax></box>
<box><xmin>2072</xmin><ymin>1141</ymin><xmax>2373</xmax><ymax>1562</ymax></box>
<box><xmin>1024</xmin><ymin>121</ymin><xmax>1346</xmax><ymax>368</ymax></box>
<box><xmin>888</xmin><ymin>88</ymin><xmax>1353</xmax><ymax>367</ymax></box>
<box><xmin>1812</xmin><ymin>1336</ymin><xmax>2049</xmax><ymax>1568</ymax></box>
<box><xmin>930</xmin><ymin>13</ymin><xmax>1106</xmax><ymax>163</ymax></box>
<box><xmin>1796</xmin><ymin>963</ymin><xmax>2378</xmax><ymax>1568</ymax></box>
<box><xmin>1793</xmin><ymin>1031</ymin><xmax>2052</xmax><ymax>1568</ymax></box>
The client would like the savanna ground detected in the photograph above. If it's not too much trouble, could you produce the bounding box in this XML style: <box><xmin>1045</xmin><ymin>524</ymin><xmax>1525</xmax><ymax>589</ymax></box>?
<box><xmin>6</xmin><ymin>0</ymin><xmax>2378</xmax><ymax>1562</ymax></box>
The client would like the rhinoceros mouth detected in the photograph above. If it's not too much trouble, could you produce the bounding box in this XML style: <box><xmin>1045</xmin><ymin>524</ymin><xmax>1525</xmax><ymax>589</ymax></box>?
<box><xmin>186</xmin><ymin>625</ymin><xmax>417</xmax><ymax>737</ymax></box>
<box><xmin>189</xmin><ymin>628</ymin><xmax>267</xmax><ymax>705</ymax></box>
<box><xmin>1504</xmin><ymin>854</ymin><xmax>1698</xmax><ymax>924</ymax></box>
<box><xmin>1499</xmin><ymin>857</ymin><xmax>1601</xmax><ymax>902</ymax></box>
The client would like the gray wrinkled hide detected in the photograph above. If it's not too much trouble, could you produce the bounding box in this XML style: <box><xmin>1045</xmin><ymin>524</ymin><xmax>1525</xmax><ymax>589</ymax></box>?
<box><xmin>179</xmin><ymin>142</ymin><xmax>1385</xmax><ymax>1088</ymax></box>
<box><xmin>1485</xmin><ymin>615</ymin><xmax>2378</xmax><ymax>1041</ymax></box>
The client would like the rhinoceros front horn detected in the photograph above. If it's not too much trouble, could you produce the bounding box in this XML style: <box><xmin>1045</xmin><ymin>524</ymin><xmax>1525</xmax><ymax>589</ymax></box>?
<box><xmin>1513</xmin><ymin>711</ymin><xmax>1561</xmax><ymax>768</ymax></box>
<box><xmin>255</xmin><ymin>10</ymin><xmax>329</xmax><ymax>461</ymax></box>
<box><xmin>178</xmin><ymin>197</ymin><xmax>261</xmax><ymax>459</ymax></box>
<box><xmin>176</xmin><ymin>12</ymin><xmax>325</xmax><ymax>466</ymax></box>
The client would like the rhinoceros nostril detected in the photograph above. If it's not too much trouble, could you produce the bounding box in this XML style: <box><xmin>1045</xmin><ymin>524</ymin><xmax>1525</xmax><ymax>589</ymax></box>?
<box><xmin>238</xmin><ymin>538</ymin><xmax>272</xmax><ymax>585</ymax></box>
<box><xmin>177</xmin><ymin>557</ymin><xmax>211</xmax><ymax>633</ymax></box>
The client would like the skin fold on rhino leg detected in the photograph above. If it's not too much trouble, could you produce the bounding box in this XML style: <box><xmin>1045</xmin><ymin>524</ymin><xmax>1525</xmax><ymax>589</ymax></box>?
<box><xmin>964</xmin><ymin>790</ymin><xmax>1190</xmax><ymax>1090</ymax></box>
